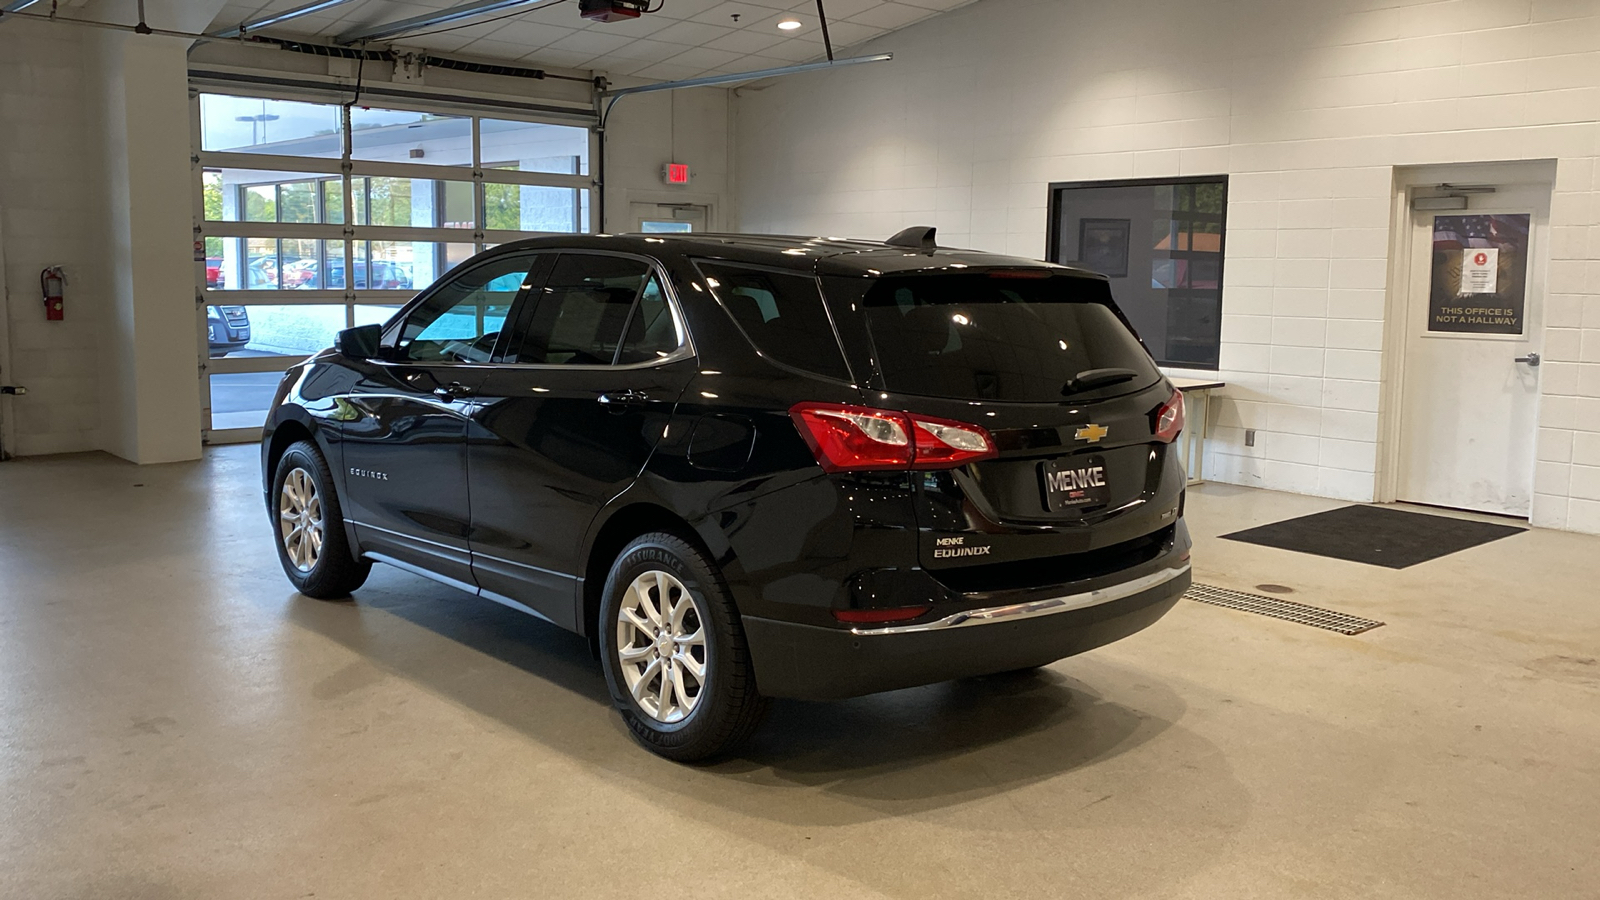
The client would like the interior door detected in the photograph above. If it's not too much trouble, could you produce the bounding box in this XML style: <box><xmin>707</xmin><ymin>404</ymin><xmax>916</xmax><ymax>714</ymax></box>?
<box><xmin>1397</xmin><ymin>185</ymin><xmax>1549</xmax><ymax>516</ymax></box>
<box><xmin>340</xmin><ymin>252</ymin><xmax>541</xmax><ymax>588</ymax></box>
<box><xmin>467</xmin><ymin>253</ymin><xmax>695</xmax><ymax>630</ymax></box>
<box><xmin>631</xmin><ymin>202</ymin><xmax>707</xmax><ymax>234</ymax></box>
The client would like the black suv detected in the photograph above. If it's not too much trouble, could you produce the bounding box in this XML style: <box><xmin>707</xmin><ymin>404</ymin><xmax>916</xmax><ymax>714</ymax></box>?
<box><xmin>261</xmin><ymin>229</ymin><xmax>1192</xmax><ymax>760</ymax></box>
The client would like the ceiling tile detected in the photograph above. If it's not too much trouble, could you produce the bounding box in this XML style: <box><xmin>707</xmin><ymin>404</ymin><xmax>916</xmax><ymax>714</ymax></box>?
<box><xmin>701</xmin><ymin>28</ymin><xmax>786</xmax><ymax>54</ymax></box>
<box><xmin>809</xmin><ymin>0</ymin><xmax>878</xmax><ymax>18</ymax></box>
<box><xmin>631</xmin><ymin>60</ymin><xmax>711</xmax><ymax>80</ymax></box>
<box><xmin>601</xmin><ymin>38</ymin><xmax>692</xmax><ymax>63</ymax></box>
<box><xmin>520</xmin><ymin>47</ymin><xmax>599</xmax><ymax>69</ymax></box>
<box><xmin>845</xmin><ymin>1</ymin><xmax>931</xmax><ymax>31</ymax></box>
<box><xmin>659</xmin><ymin>45</ymin><xmax>747</xmax><ymax>70</ymax></box>
<box><xmin>541</xmin><ymin>29</ymin><xmax>639</xmax><ymax>56</ymax></box>
<box><xmin>758</xmin><ymin>37</ymin><xmax>825</xmax><ymax>62</ymax></box>
<box><xmin>651</xmin><ymin>0</ymin><xmax>730</xmax><ymax>20</ymax></box>
<box><xmin>686</xmin><ymin>1</ymin><xmax>771</xmax><ymax>27</ymax></box>
<box><xmin>647</xmin><ymin>19</ymin><xmax>737</xmax><ymax>45</ymax></box>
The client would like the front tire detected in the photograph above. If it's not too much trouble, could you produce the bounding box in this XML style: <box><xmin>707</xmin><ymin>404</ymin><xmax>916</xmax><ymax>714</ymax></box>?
<box><xmin>599</xmin><ymin>533</ymin><xmax>767</xmax><ymax>761</ymax></box>
<box><xmin>271</xmin><ymin>440</ymin><xmax>370</xmax><ymax>599</ymax></box>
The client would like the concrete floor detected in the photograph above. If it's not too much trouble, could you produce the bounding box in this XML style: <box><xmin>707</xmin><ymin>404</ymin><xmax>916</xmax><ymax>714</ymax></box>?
<box><xmin>1</xmin><ymin>447</ymin><xmax>1597</xmax><ymax>899</ymax></box>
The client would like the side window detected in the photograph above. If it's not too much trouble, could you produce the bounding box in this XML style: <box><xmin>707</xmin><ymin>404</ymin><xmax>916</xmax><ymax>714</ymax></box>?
<box><xmin>516</xmin><ymin>254</ymin><xmax>649</xmax><ymax>365</ymax></box>
<box><xmin>616</xmin><ymin>275</ymin><xmax>684</xmax><ymax>364</ymax></box>
<box><xmin>396</xmin><ymin>253</ymin><xmax>539</xmax><ymax>363</ymax></box>
<box><xmin>695</xmin><ymin>262</ymin><xmax>850</xmax><ymax>381</ymax></box>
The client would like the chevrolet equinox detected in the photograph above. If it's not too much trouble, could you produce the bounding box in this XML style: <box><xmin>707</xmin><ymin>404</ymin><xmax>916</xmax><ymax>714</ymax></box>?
<box><xmin>261</xmin><ymin>228</ymin><xmax>1192</xmax><ymax>760</ymax></box>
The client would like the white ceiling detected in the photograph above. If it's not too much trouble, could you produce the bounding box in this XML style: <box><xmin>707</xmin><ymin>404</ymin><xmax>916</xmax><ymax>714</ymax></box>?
<box><xmin>205</xmin><ymin>0</ymin><xmax>976</xmax><ymax>81</ymax></box>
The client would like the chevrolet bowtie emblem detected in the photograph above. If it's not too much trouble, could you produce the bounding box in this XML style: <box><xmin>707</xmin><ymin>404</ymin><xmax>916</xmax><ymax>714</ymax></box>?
<box><xmin>1075</xmin><ymin>423</ymin><xmax>1109</xmax><ymax>443</ymax></box>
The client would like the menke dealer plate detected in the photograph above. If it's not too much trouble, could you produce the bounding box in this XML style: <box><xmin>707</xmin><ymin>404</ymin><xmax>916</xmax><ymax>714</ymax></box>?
<box><xmin>1042</xmin><ymin>455</ymin><xmax>1110</xmax><ymax>511</ymax></box>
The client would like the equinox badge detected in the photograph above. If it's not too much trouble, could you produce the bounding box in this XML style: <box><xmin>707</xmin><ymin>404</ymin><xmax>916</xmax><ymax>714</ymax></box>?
<box><xmin>1074</xmin><ymin>423</ymin><xmax>1109</xmax><ymax>443</ymax></box>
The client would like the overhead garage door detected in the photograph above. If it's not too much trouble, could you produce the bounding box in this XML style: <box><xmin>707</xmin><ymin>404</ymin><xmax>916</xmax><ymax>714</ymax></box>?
<box><xmin>194</xmin><ymin>90</ymin><xmax>595</xmax><ymax>442</ymax></box>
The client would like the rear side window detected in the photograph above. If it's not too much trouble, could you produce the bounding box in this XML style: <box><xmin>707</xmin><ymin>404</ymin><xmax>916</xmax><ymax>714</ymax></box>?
<box><xmin>515</xmin><ymin>254</ymin><xmax>649</xmax><ymax>365</ymax></box>
<box><xmin>696</xmin><ymin>262</ymin><xmax>851</xmax><ymax>381</ymax></box>
<box><xmin>860</xmin><ymin>272</ymin><xmax>1160</xmax><ymax>402</ymax></box>
<box><xmin>616</xmin><ymin>276</ymin><xmax>683</xmax><ymax>364</ymax></box>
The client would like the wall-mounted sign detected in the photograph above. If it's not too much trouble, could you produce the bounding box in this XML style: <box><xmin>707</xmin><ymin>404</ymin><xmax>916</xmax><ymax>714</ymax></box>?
<box><xmin>1428</xmin><ymin>214</ymin><xmax>1529</xmax><ymax>334</ymax></box>
<box><xmin>663</xmin><ymin>163</ymin><xmax>691</xmax><ymax>185</ymax></box>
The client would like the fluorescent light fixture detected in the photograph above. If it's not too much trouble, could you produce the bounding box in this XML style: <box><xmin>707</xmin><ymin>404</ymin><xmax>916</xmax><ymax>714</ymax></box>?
<box><xmin>777</xmin><ymin>17</ymin><xmax>802</xmax><ymax>30</ymax></box>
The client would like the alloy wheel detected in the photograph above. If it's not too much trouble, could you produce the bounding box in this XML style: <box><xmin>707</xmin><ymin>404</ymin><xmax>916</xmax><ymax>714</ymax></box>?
<box><xmin>279</xmin><ymin>467</ymin><xmax>324</xmax><ymax>574</ymax></box>
<box><xmin>616</xmin><ymin>569</ymin><xmax>708</xmax><ymax>723</ymax></box>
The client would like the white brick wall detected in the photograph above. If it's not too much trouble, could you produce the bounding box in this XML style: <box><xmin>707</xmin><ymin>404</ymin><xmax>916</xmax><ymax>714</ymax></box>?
<box><xmin>735</xmin><ymin>0</ymin><xmax>1600</xmax><ymax>534</ymax></box>
<box><xmin>0</xmin><ymin>21</ymin><xmax>103</xmax><ymax>457</ymax></box>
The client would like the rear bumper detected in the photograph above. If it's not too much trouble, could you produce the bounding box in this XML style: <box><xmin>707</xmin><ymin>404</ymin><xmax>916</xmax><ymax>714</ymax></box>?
<box><xmin>743</xmin><ymin>562</ymin><xmax>1190</xmax><ymax>700</ymax></box>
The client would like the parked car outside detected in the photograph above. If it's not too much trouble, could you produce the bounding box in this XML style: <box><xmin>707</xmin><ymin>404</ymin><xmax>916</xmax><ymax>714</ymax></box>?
<box><xmin>246</xmin><ymin>257</ymin><xmax>279</xmax><ymax>289</ymax></box>
<box><xmin>207</xmin><ymin>305</ymin><xmax>251</xmax><ymax>357</ymax></box>
<box><xmin>260</xmin><ymin>230</ymin><xmax>1192</xmax><ymax>760</ymax></box>
<box><xmin>205</xmin><ymin>257</ymin><xmax>226</xmax><ymax>290</ymax></box>
<box><xmin>280</xmin><ymin>258</ymin><xmax>412</xmax><ymax>291</ymax></box>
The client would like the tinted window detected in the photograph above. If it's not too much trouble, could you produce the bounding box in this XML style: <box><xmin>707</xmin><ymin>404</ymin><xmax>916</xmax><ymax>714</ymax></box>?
<box><xmin>1050</xmin><ymin>177</ymin><xmax>1227</xmax><ymax>368</ymax></box>
<box><xmin>860</xmin><ymin>273</ymin><xmax>1160</xmax><ymax>402</ymax></box>
<box><xmin>515</xmin><ymin>254</ymin><xmax>648</xmax><ymax>365</ymax></box>
<box><xmin>616</xmin><ymin>275</ymin><xmax>683</xmax><ymax>364</ymax></box>
<box><xmin>696</xmin><ymin>263</ymin><xmax>849</xmax><ymax>381</ymax></box>
<box><xmin>396</xmin><ymin>253</ymin><xmax>537</xmax><ymax>362</ymax></box>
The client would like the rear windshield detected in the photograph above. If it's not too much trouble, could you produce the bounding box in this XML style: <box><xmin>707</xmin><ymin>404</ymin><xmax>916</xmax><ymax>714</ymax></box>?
<box><xmin>860</xmin><ymin>273</ymin><xmax>1160</xmax><ymax>402</ymax></box>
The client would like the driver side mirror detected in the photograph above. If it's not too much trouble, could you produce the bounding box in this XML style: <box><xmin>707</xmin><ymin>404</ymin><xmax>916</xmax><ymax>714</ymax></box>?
<box><xmin>335</xmin><ymin>324</ymin><xmax>383</xmax><ymax>361</ymax></box>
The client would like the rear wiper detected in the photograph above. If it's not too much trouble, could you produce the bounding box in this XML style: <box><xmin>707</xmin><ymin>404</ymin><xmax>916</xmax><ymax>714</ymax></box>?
<box><xmin>1062</xmin><ymin>367</ymin><xmax>1140</xmax><ymax>396</ymax></box>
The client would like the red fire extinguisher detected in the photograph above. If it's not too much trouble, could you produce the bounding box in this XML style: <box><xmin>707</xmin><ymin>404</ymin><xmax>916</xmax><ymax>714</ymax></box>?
<box><xmin>41</xmin><ymin>267</ymin><xmax>66</xmax><ymax>321</ymax></box>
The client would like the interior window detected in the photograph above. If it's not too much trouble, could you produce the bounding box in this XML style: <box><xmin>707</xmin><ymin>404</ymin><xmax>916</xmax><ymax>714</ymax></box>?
<box><xmin>515</xmin><ymin>254</ymin><xmax>649</xmax><ymax>365</ymax></box>
<box><xmin>694</xmin><ymin>262</ymin><xmax>850</xmax><ymax>381</ymax></box>
<box><xmin>616</xmin><ymin>275</ymin><xmax>682</xmax><ymax>364</ymax></box>
<box><xmin>396</xmin><ymin>253</ymin><xmax>539</xmax><ymax>363</ymax></box>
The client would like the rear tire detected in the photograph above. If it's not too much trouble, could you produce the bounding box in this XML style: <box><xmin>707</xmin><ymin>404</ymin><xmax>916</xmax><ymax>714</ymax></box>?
<box><xmin>271</xmin><ymin>440</ymin><xmax>370</xmax><ymax>599</ymax></box>
<box><xmin>599</xmin><ymin>532</ymin><xmax>767</xmax><ymax>762</ymax></box>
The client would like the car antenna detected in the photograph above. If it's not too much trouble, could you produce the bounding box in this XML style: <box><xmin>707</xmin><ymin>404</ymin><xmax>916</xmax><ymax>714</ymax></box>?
<box><xmin>885</xmin><ymin>226</ymin><xmax>938</xmax><ymax>254</ymax></box>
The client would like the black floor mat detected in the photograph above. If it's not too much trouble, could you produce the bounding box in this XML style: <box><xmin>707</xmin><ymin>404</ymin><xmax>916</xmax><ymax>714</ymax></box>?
<box><xmin>1220</xmin><ymin>504</ymin><xmax>1525</xmax><ymax>568</ymax></box>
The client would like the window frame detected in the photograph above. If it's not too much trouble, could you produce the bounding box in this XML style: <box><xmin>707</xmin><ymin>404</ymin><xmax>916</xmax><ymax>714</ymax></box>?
<box><xmin>382</xmin><ymin>249</ymin><xmax>694</xmax><ymax>371</ymax></box>
<box><xmin>382</xmin><ymin>251</ymin><xmax>546</xmax><ymax>366</ymax></box>
<box><xmin>691</xmin><ymin>259</ymin><xmax>857</xmax><ymax>385</ymax></box>
<box><xmin>193</xmin><ymin>86</ymin><xmax>599</xmax><ymax>440</ymax></box>
<box><xmin>1045</xmin><ymin>174</ymin><xmax>1229</xmax><ymax>371</ymax></box>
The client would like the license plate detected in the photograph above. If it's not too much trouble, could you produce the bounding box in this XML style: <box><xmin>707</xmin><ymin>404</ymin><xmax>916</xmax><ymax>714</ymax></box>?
<box><xmin>1042</xmin><ymin>455</ymin><xmax>1110</xmax><ymax>511</ymax></box>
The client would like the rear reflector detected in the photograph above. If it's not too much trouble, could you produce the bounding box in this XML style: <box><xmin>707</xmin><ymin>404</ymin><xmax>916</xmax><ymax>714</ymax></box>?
<box><xmin>790</xmin><ymin>402</ymin><xmax>997</xmax><ymax>472</ymax></box>
<box><xmin>1154</xmin><ymin>388</ymin><xmax>1185</xmax><ymax>443</ymax></box>
<box><xmin>833</xmin><ymin>605</ymin><xmax>932</xmax><ymax>624</ymax></box>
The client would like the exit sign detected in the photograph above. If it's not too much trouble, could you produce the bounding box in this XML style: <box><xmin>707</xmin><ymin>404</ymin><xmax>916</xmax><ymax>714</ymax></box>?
<box><xmin>663</xmin><ymin>163</ymin><xmax>691</xmax><ymax>185</ymax></box>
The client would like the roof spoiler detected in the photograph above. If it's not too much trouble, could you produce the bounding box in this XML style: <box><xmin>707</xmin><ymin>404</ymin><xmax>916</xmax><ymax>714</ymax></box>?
<box><xmin>885</xmin><ymin>225</ymin><xmax>937</xmax><ymax>253</ymax></box>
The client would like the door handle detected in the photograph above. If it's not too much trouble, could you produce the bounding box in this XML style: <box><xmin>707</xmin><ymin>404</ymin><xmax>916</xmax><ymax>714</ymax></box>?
<box><xmin>597</xmin><ymin>390</ymin><xmax>649</xmax><ymax>407</ymax></box>
<box><xmin>0</xmin><ymin>385</ymin><xmax>25</xmax><ymax>396</ymax></box>
<box><xmin>432</xmin><ymin>382</ymin><xmax>474</xmax><ymax>400</ymax></box>
<box><xmin>1514</xmin><ymin>352</ymin><xmax>1541</xmax><ymax>368</ymax></box>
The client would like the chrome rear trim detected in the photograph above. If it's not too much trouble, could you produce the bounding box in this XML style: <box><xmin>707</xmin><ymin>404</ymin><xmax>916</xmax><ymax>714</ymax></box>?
<box><xmin>851</xmin><ymin>564</ymin><xmax>1190</xmax><ymax>636</ymax></box>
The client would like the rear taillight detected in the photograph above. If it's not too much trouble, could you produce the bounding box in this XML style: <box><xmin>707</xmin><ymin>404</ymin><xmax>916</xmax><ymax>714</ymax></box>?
<box><xmin>1154</xmin><ymin>389</ymin><xmax>1185</xmax><ymax>443</ymax></box>
<box><xmin>789</xmin><ymin>402</ymin><xmax>998</xmax><ymax>473</ymax></box>
<box><xmin>912</xmin><ymin>415</ymin><xmax>998</xmax><ymax>467</ymax></box>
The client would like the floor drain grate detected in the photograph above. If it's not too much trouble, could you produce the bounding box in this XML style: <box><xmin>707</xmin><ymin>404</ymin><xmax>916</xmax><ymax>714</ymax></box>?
<box><xmin>1185</xmin><ymin>583</ymin><xmax>1384</xmax><ymax>635</ymax></box>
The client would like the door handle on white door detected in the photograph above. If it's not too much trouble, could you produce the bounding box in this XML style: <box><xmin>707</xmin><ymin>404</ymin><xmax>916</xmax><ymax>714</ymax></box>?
<box><xmin>1514</xmin><ymin>353</ymin><xmax>1541</xmax><ymax>368</ymax></box>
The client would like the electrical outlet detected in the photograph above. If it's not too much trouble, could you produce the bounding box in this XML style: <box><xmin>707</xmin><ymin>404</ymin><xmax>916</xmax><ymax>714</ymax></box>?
<box><xmin>1245</xmin><ymin>429</ymin><xmax>1256</xmax><ymax>447</ymax></box>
